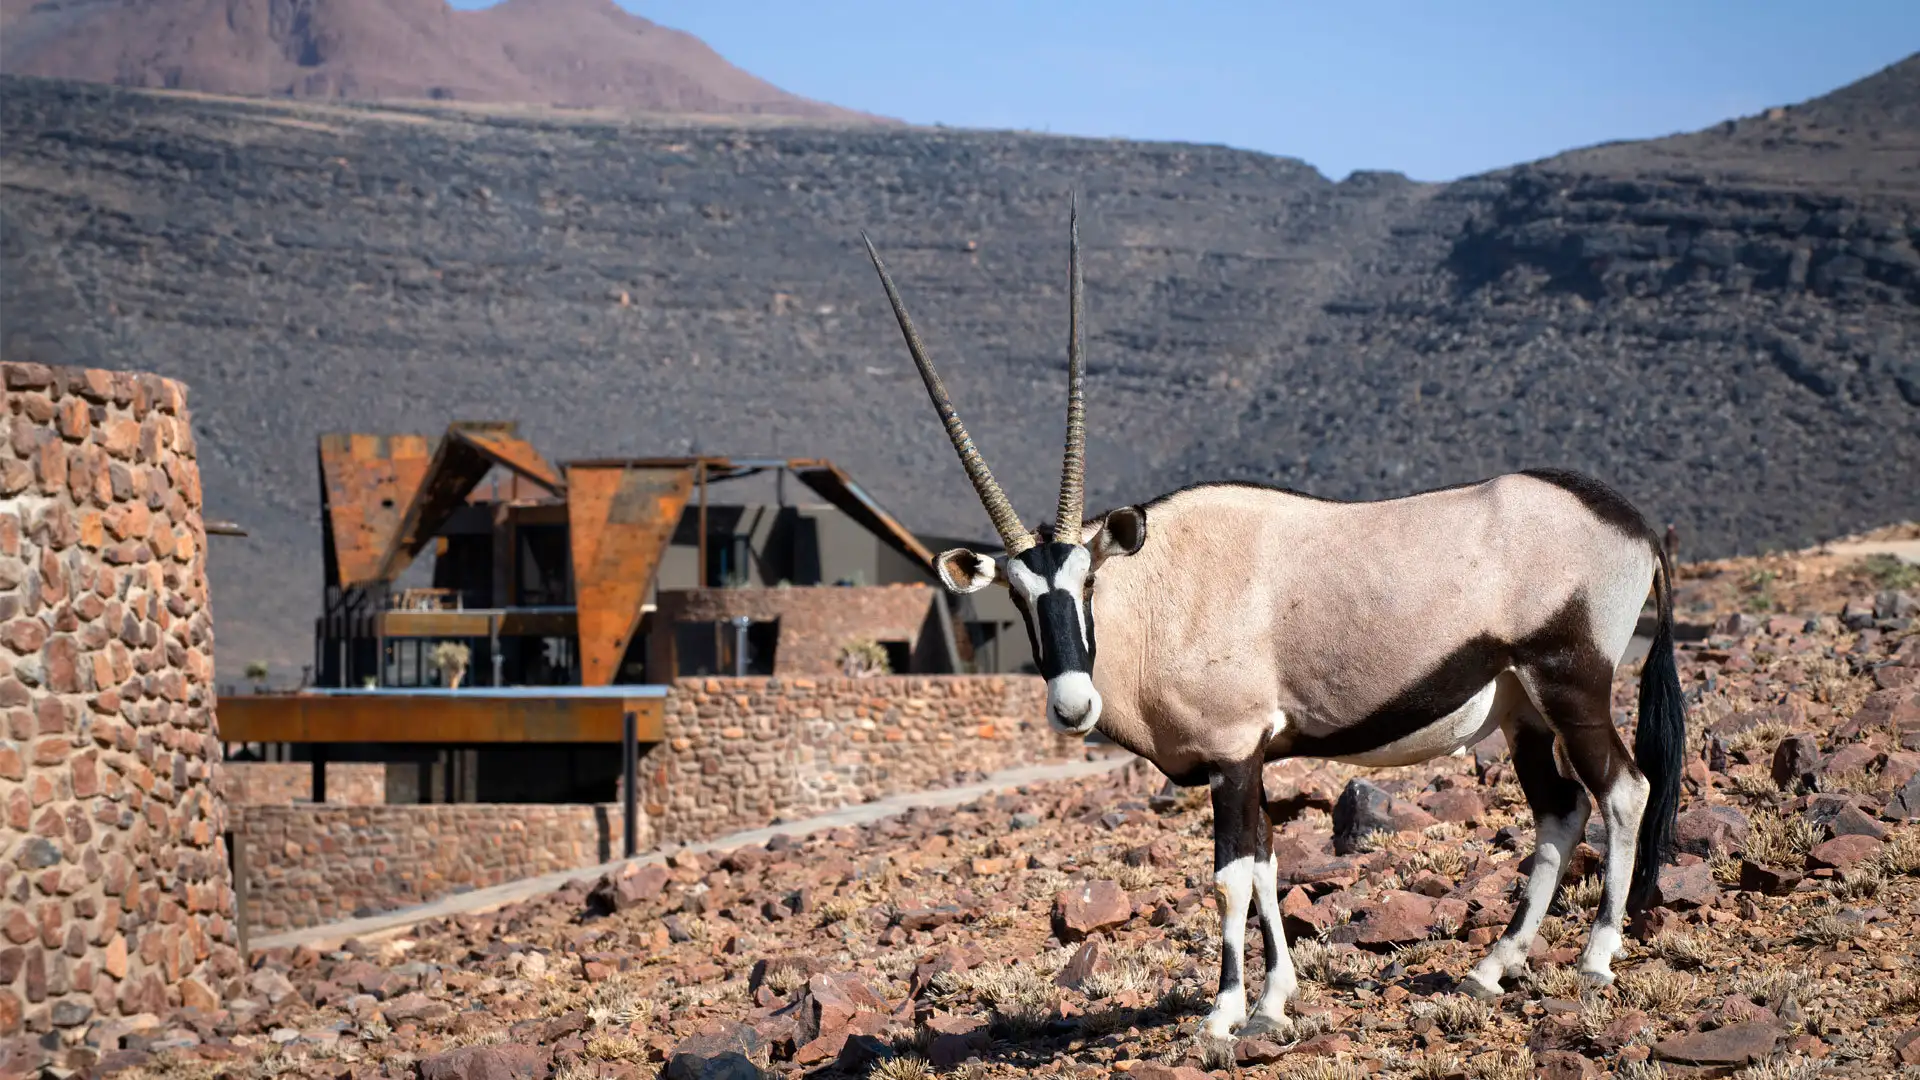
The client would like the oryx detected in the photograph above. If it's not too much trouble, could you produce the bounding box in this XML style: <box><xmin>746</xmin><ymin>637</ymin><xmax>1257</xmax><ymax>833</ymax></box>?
<box><xmin>859</xmin><ymin>201</ymin><xmax>1686</xmax><ymax>1040</ymax></box>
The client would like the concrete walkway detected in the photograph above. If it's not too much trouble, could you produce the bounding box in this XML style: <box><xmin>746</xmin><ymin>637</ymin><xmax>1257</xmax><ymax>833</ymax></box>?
<box><xmin>1824</xmin><ymin>539</ymin><xmax>1920</xmax><ymax>566</ymax></box>
<box><xmin>252</xmin><ymin>753</ymin><xmax>1137</xmax><ymax>953</ymax></box>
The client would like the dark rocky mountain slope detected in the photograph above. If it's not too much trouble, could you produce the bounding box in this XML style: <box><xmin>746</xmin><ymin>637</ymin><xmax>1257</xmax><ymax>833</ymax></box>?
<box><xmin>2</xmin><ymin>55</ymin><xmax>1915</xmax><ymax>670</ymax></box>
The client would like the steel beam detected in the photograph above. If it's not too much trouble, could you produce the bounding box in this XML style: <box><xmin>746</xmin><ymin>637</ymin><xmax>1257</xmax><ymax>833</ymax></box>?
<box><xmin>217</xmin><ymin>692</ymin><xmax>666</xmax><ymax>744</ymax></box>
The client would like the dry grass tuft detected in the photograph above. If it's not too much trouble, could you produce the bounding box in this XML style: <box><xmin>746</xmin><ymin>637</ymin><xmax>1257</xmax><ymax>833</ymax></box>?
<box><xmin>1406</xmin><ymin>845</ymin><xmax>1471</xmax><ymax>878</ymax></box>
<box><xmin>1725</xmin><ymin>720</ymin><xmax>1793</xmax><ymax>761</ymax></box>
<box><xmin>1824</xmin><ymin>864</ymin><xmax>1884</xmax><ymax>901</ymax></box>
<box><xmin>1735</xmin><ymin>1056</ymin><xmax>1828</xmax><ymax>1080</ymax></box>
<box><xmin>1411</xmin><ymin>995</ymin><xmax>1492</xmax><ymax>1034</ymax></box>
<box><xmin>1559</xmin><ymin>876</ymin><xmax>1605</xmax><ymax>912</ymax></box>
<box><xmin>1615</xmin><ymin>962</ymin><xmax>1699</xmax><ymax>1014</ymax></box>
<box><xmin>1877</xmin><ymin>829</ymin><xmax>1920</xmax><ymax>876</ymax></box>
<box><xmin>1796</xmin><ymin>913</ymin><xmax>1857</xmax><ymax>948</ymax></box>
<box><xmin>1651</xmin><ymin>931</ymin><xmax>1716</xmax><ymax>970</ymax></box>
<box><xmin>1745</xmin><ymin>810</ymin><xmax>1824</xmax><ymax>866</ymax></box>
<box><xmin>1275</xmin><ymin>1055</ymin><xmax>1367</xmax><ymax>1080</ymax></box>
<box><xmin>1819</xmin><ymin>768</ymin><xmax>1885</xmax><ymax>796</ymax></box>
<box><xmin>869</xmin><ymin>1057</ymin><xmax>937</xmax><ymax>1080</ymax></box>
<box><xmin>1412</xmin><ymin>1052</ymin><xmax>1463</xmax><ymax>1080</ymax></box>
<box><xmin>1291</xmin><ymin>939</ymin><xmax>1375</xmax><ymax>988</ymax></box>
<box><xmin>932</xmin><ymin>960</ymin><xmax>1069</xmax><ymax>1039</ymax></box>
<box><xmin>1734</xmin><ymin>962</ymin><xmax>1806</xmax><ymax>1007</ymax></box>
<box><xmin>1525</xmin><ymin>964</ymin><xmax>1584</xmax><ymax>1000</ymax></box>
<box><xmin>1469</xmin><ymin>1048</ymin><xmax>1535</xmax><ymax>1080</ymax></box>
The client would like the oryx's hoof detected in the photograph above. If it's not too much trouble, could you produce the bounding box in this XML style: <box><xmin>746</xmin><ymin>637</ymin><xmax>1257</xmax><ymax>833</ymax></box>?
<box><xmin>1577</xmin><ymin>968</ymin><xmax>1615</xmax><ymax>990</ymax></box>
<box><xmin>1238</xmin><ymin>1012</ymin><xmax>1294</xmax><ymax>1040</ymax></box>
<box><xmin>1458</xmin><ymin>972</ymin><xmax>1504</xmax><ymax>1000</ymax></box>
<box><xmin>1198</xmin><ymin>1012</ymin><xmax>1243</xmax><ymax>1042</ymax></box>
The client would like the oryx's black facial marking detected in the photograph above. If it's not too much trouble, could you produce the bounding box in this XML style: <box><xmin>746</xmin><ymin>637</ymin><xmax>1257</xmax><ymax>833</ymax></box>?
<box><xmin>1006</xmin><ymin>541</ymin><xmax>1102</xmax><ymax>734</ymax></box>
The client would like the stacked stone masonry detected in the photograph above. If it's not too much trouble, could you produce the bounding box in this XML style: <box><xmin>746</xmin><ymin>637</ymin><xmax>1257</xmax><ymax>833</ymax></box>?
<box><xmin>641</xmin><ymin>674</ymin><xmax>1072</xmax><ymax>845</ymax></box>
<box><xmin>0</xmin><ymin>362</ymin><xmax>239</xmax><ymax>1043</ymax></box>
<box><xmin>237</xmin><ymin>675</ymin><xmax>1070</xmax><ymax>932</ymax></box>
<box><xmin>236</xmin><ymin>803</ymin><xmax>631</xmax><ymax>932</ymax></box>
<box><xmin>221</xmin><ymin>762</ymin><xmax>385</xmax><ymax>806</ymax></box>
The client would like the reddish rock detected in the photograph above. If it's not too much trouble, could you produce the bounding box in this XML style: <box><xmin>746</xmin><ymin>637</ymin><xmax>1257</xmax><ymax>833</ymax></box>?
<box><xmin>1653</xmin><ymin>1021</ymin><xmax>1783</xmax><ymax>1066</ymax></box>
<box><xmin>587</xmin><ymin>863</ymin><xmax>670</xmax><ymax>914</ymax></box>
<box><xmin>1535</xmin><ymin>1049</ymin><xmax>1599</xmax><ymax>1080</ymax></box>
<box><xmin>1805</xmin><ymin>834</ymin><xmax>1882</xmax><ymax>871</ymax></box>
<box><xmin>1883</xmin><ymin>751</ymin><xmax>1920</xmax><ymax>791</ymax></box>
<box><xmin>1054</xmin><ymin>938</ymin><xmax>1112</xmax><ymax>990</ymax></box>
<box><xmin>1127</xmin><ymin>1065</ymin><xmax>1212</xmax><ymax>1080</ymax></box>
<box><xmin>1673</xmin><ymin>805</ymin><xmax>1749</xmax><ymax>857</ymax></box>
<box><xmin>1651</xmin><ymin>862</ymin><xmax>1720</xmax><ymax>909</ymax></box>
<box><xmin>1738</xmin><ymin>861</ymin><xmax>1803</xmax><ymax>896</ymax></box>
<box><xmin>1272</xmin><ymin>835</ymin><xmax>1357</xmax><ymax>885</ymax></box>
<box><xmin>796</xmin><ymin>972</ymin><xmax>889</xmax><ymax>1046</ymax></box>
<box><xmin>417</xmin><ymin>1045</ymin><xmax>553</xmax><ymax>1080</ymax></box>
<box><xmin>1339</xmin><ymin>889</ymin><xmax>1436</xmax><ymax>948</ymax></box>
<box><xmin>1419</xmin><ymin>788</ymin><xmax>1486</xmax><ymax>825</ymax></box>
<box><xmin>665</xmin><ymin>1021</ymin><xmax>768</xmax><ymax>1080</ymax></box>
<box><xmin>1234</xmin><ymin>1037</ymin><xmax>1287</xmax><ymax>1065</ymax></box>
<box><xmin>1123</xmin><ymin>835</ymin><xmax>1182</xmax><ymax>868</ymax></box>
<box><xmin>1895</xmin><ymin>1025</ymin><xmax>1920</xmax><ymax>1067</ymax></box>
<box><xmin>1051</xmin><ymin>879</ymin><xmax>1131</xmax><ymax>941</ymax></box>
<box><xmin>1825</xmin><ymin>803</ymin><xmax>1888</xmax><ymax>840</ymax></box>
<box><xmin>1772</xmin><ymin>734</ymin><xmax>1821</xmax><ymax>790</ymax></box>
<box><xmin>1819</xmin><ymin>742</ymin><xmax>1882</xmax><ymax>778</ymax></box>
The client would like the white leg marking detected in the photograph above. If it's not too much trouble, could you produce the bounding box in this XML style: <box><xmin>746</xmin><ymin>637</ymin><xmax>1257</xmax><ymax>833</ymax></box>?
<box><xmin>1203</xmin><ymin>855</ymin><xmax>1255</xmax><ymax>1039</ymax></box>
<box><xmin>1465</xmin><ymin>788</ymin><xmax>1591</xmax><ymax>996</ymax></box>
<box><xmin>1577</xmin><ymin>771</ymin><xmax>1649</xmax><ymax>985</ymax></box>
<box><xmin>1243</xmin><ymin>855</ymin><xmax>1297</xmax><ymax>1035</ymax></box>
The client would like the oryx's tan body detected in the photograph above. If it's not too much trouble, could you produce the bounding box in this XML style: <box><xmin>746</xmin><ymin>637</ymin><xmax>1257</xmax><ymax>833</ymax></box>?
<box><xmin>1080</xmin><ymin>476</ymin><xmax>1658</xmax><ymax>780</ymax></box>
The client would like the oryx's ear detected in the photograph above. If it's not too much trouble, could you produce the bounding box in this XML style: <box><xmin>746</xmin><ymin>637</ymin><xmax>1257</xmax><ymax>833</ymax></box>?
<box><xmin>934</xmin><ymin>547</ymin><xmax>1004</xmax><ymax>593</ymax></box>
<box><xmin>1089</xmin><ymin>505</ymin><xmax>1147</xmax><ymax>565</ymax></box>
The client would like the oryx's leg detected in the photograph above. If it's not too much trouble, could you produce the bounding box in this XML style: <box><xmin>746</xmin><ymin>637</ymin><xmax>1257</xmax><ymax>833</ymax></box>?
<box><xmin>1534</xmin><ymin>678</ymin><xmax>1648</xmax><ymax>988</ymax></box>
<box><xmin>1200</xmin><ymin>758</ymin><xmax>1266</xmax><ymax>1040</ymax></box>
<box><xmin>1462</xmin><ymin>718</ymin><xmax>1590</xmax><ymax>998</ymax></box>
<box><xmin>1240</xmin><ymin>796</ymin><xmax>1299</xmax><ymax>1037</ymax></box>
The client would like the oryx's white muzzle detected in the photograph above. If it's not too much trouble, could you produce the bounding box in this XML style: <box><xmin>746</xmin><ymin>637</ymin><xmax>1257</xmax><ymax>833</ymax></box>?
<box><xmin>1047</xmin><ymin>672</ymin><xmax>1103</xmax><ymax>735</ymax></box>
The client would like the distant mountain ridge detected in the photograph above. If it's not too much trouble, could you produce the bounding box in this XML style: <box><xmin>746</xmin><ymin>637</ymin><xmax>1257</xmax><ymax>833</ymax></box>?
<box><xmin>0</xmin><ymin>0</ymin><xmax>890</xmax><ymax>121</ymax></box>
<box><xmin>1</xmin><ymin>54</ymin><xmax>1915</xmax><ymax>673</ymax></box>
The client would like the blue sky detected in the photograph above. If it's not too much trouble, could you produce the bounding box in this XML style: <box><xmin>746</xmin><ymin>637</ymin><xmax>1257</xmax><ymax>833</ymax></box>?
<box><xmin>457</xmin><ymin>1</ymin><xmax>1915</xmax><ymax>181</ymax></box>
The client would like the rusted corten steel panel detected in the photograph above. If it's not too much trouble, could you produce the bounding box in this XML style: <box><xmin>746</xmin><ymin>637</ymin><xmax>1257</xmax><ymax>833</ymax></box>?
<box><xmin>456</xmin><ymin>424</ymin><xmax>566</xmax><ymax>493</ymax></box>
<box><xmin>569</xmin><ymin>464</ymin><xmax>694</xmax><ymax>686</ymax></box>
<box><xmin>374</xmin><ymin>421</ymin><xmax>566</xmax><ymax>583</ymax></box>
<box><xmin>319</xmin><ymin>433</ymin><xmax>433</xmax><ymax>588</ymax></box>
<box><xmin>790</xmin><ymin>460</ymin><xmax>937</xmax><ymax>572</ymax></box>
<box><xmin>218</xmin><ymin>694</ymin><xmax>664</xmax><ymax>743</ymax></box>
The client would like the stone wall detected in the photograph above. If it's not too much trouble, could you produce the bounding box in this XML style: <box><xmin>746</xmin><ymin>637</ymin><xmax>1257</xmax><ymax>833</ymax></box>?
<box><xmin>650</xmin><ymin>585</ymin><xmax>939</xmax><ymax>677</ymax></box>
<box><xmin>641</xmin><ymin>674</ymin><xmax>1071</xmax><ymax>845</ymax></box>
<box><xmin>235</xmin><ymin>803</ymin><xmax>632</xmax><ymax>932</ymax></box>
<box><xmin>234</xmin><ymin>674</ymin><xmax>1071</xmax><ymax>931</ymax></box>
<box><xmin>0</xmin><ymin>362</ymin><xmax>238</xmax><ymax>1042</ymax></box>
<box><xmin>221</xmin><ymin>762</ymin><xmax>385</xmax><ymax>806</ymax></box>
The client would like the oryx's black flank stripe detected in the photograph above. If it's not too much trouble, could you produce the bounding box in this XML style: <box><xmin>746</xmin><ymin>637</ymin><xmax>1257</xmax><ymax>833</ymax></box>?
<box><xmin>1269</xmin><ymin>595</ymin><xmax>1611</xmax><ymax>762</ymax></box>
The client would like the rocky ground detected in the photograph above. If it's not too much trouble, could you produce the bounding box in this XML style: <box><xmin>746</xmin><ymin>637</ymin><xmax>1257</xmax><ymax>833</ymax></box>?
<box><xmin>22</xmin><ymin>539</ymin><xmax>1920</xmax><ymax>1080</ymax></box>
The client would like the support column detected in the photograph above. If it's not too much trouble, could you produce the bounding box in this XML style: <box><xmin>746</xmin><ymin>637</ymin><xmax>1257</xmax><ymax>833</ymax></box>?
<box><xmin>622</xmin><ymin>710</ymin><xmax>638</xmax><ymax>859</ymax></box>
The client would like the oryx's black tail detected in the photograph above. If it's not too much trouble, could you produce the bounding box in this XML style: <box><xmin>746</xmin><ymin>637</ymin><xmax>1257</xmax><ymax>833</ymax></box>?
<box><xmin>1627</xmin><ymin>538</ymin><xmax>1685</xmax><ymax>912</ymax></box>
